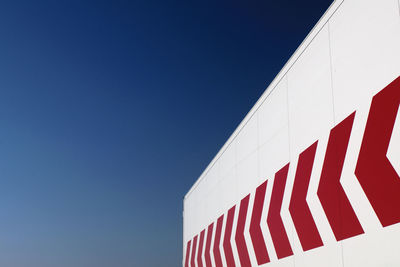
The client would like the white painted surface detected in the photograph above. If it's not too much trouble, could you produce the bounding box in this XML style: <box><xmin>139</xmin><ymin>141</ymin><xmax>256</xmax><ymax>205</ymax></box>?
<box><xmin>183</xmin><ymin>0</ymin><xmax>400</xmax><ymax>266</ymax></box>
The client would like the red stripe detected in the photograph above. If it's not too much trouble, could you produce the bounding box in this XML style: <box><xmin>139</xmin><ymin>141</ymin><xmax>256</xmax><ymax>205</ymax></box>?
<box><xmin>204</xmin><ymin>223</ymin><xmax>214</xmax><ymax>267</ymax></box>
<box><xmin>223</xmin><ymin>206</ymin><xmax>236</xmax><ymax>267</ymax></box>
<box><xmin>191</xmin><ymin>235</ymin><xmax>198</xmax><ymax>267</ymax></box>
<box><xmin>250</xmin><ymin>180</ymin><xmax>270</xmax><ymax>264</ymax></box>
<box><xmin>355</xmin><ymin>76</ymin><xmax>400</xmax><ymax>227</ymax></box>
<box><xmin>289</xmin><ymin>142</ymin><xmax>323</xmax><ymax>251</ymax></box>
<box><xmin>235</xmin><ymin>195</ymin><xmax>251</xmax><ymax>267</ymax></box>
<box><xmin>197</xmin><ymin>230</ymin><xmax>205</xmax><ymax>267</ymax></box>
<box><xmin>318</xmin><ymin>112</ymin><xmax>364</xmax><ymax>241</ymax></box>
<box><xmin>213</xmin><ymin>215</ymin><xmax>224</xmax><ymax>267</ymax></box>
<box><xmin>267</xmin><ymin>164</ymin><xmax>293</xmax><ymax>259</ymax></box>
<box><xmin>185</xmin><ymin>240</ymin><xmax>191</xmax><ymax>267</ymax></box>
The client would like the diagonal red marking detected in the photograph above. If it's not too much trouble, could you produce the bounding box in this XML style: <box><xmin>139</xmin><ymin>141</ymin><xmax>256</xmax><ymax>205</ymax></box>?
<box><xmin>289</xmin><ymin>142</ymin><xmax>323</xmax><ymax>251</ymax></box>
<box><xmin>250</xmin><ymin>180</ymin><xmax>270</xmax><ymax>264</ymax></box>
<box><xmin>223</xmin><ymin>206</ymin><xmax>236</xmax><ymax>267</ymax></box>
<box><xmin>191</xmin><ymin>235</ymin><xmax>198</xmax><ymax>267</ymax></box>
<box><xmin>185</xmin><ymin>240</ymin><xmax>191</xmax><ymax>267</ymax></box>
<box><xmin>318</xmin><ymin>112</ymin><xmax>364</xmax><ymax>241</ymax></box>
<box><xmin>204</xmin><ymin>223</ymin><xmax>214</xmax><ymax>267</ymax></box>
<box><xmin>267</xmin><ymin>164</ymin><xmax>293</xmax><ymax>259</ymax></box>
<box><xmin>197</xmin><ymin>229</ymin><xmax>205</xmax><ymax>267</ymax></box>
<box><xmin>355</xmin><ymin>76</ymin><xmax>400</xmax><ymax>227</ymax></box>
<box><xmin>213</xmin><ymin>215</ymin><xmax>224</xmax><ymax>267</ymax></box>
<box><xmin>235</xmin><ymin>195</ymin><xmax>251</xmax><ymax>267</ymax></box>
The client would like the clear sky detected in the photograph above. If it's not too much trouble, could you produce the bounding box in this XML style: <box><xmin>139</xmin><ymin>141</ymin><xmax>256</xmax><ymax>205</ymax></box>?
<box><xmin>0</xmin><ymin>0</ymin><xmax>332</xmax><ymax>266</ymax></box>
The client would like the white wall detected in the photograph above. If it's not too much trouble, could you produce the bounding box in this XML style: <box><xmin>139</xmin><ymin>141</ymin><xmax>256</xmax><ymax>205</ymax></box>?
<box><xmin>183</xmin><ymin>0</ymin><xmax>400</xmax><ymax>266</ymax></box>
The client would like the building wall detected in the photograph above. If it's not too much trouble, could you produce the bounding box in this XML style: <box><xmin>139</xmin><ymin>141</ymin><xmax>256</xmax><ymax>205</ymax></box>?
<box><xmin>183</xmin><ymin>0</ymin><xmax>400</xmax><ymax>266</ymax></box>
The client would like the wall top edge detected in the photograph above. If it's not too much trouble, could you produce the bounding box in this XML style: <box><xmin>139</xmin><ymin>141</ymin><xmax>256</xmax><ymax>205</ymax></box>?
<box><xmin>184</xmin><ymin>0</ymin><xmax>344</xmax><ymax>201</ymax></box>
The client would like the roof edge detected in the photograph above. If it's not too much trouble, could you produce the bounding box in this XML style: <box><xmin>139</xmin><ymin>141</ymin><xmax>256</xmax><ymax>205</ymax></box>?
<box><xmin>184</xmin><ymin>0</ymin><xmax>344</xmax><ymax>201</ymax></box>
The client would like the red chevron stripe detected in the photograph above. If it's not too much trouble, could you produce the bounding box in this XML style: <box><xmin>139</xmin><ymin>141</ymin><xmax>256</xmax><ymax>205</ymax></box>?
<box><xmin>235</xmin><ymin>195</ymin><xmax>251</xmax><ymax>267</ymax></box>
<box><xmin>250</xmin><ymin>180</ymin><xmax>270</xmax><ymax>265</ymax></box>
<box><xmin>197</xmin><ymin>229</ymin><xmax>205</xmax><ymax>267</ymax></box>
<box><xmin>223</xmin><ymin>206</ymin><xmax>236</xmax><ymax>267</ymax></box>
<box><xmin>185</xmin><ymin>240</ymin><xmax>191</xmax><ymax>267</ymax></box>
<box><xmin>267</xmin><ymin>164</ymin><xmax>293</xmax><ymax>259</ymax></box>
<box><xmin>213</xmin><ymin>215</ymin><xmax>224</xmax><ymax>267</ymax></box>
<box><xmin>204</xmin><ymin>223</ymin><xmax>214</xmax><ymax>267</ymax></box>
<box><xmin>184</xmin><ymin>77</ymin><xmax>400</xmax><ymax>266</ymax></box>
<box><xmin>355</xmin><ymin>76</ymin><xmax>400</xmax><ymax>227</ymax></box>
<box><xmin>289</xmin><ymin>142</ymin><xmax>323</xmax><ymax>251</ymax></box>
<box><xmin>318</xmin><ymin>112</ymin><xmax>364</xmax><ymax>241</ymax></box>
<box><xmin>191</xmin><ymin>235</ymin><xmax>198</xmax><ymax>267</ymax></box>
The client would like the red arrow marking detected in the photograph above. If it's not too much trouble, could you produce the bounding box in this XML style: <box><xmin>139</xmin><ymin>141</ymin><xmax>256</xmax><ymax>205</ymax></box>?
<box><xmin>223</xmin><ymin>206</ymin><xmax>236</xmax><ymax>267</ymax></box>
<box><xmin>204</xmin><ymin>223</ymin><xmax>214</xmax><ymax>267</ymax></box>
<box><xmin>235</xmin><ymin>195</ymin><xmax>251</xmax><ymax>267</ymax></box>
<box><xmin>185</xmin><ymin>240</ymin><xmax>191</xmax><ymax>267</ymax></box>
<box><xmin>318</xmin><ymin>112</ymin><xmax>364</xmax><ymax>241</ymax></box>
<box><xmin>355</xmin><ymin>76</ymin><xmax>400</xmax><ymax>227</ymax></box>
<box><xmin>250</xmin><ymin>180</ymin><xmax>270</xmax><ymax>265</ymax></box>
<box><xmin>197</xmin><ymin>230</ymin><xmax>205</xmax><ymax>267</ymax></box>
<box><xmin>213</xmin><ymin>215</ymin><xmax>224</xmax><ymax>267</ymax></box>
<box><xmin>267</xmin><ymin>164</ymin><xmax>293</xmax><ymax>259</ymax></box>
<box><xmin>191</xmin><ymin>235</ymin><xmax>198</xmax><ymax>267</ymax></box>
<box><xmin>289</xmin><ymin>142</ymin><xmax>323</xmax><ymax>251</ymax></box>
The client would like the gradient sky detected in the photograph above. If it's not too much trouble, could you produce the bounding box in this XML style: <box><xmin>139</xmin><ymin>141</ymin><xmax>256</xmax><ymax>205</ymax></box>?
<box><xmin>0</xmin><ymin>0</ymin><xmax>332</xmax><ymax>266</ymax></box>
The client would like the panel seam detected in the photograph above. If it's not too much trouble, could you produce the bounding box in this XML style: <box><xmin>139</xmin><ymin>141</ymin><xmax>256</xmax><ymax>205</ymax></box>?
<box><xmin>398</xmin><ymin>0</ymin><xmax>400</xmax><ymax>17</ymax></box>
<box><xmin>327</xmin><ymin>22</ymin><xmax>336</xmax><ymax>125</ymax></box>
<box><xmin>285</xmin><ymin>74</ymin><xmax>296</xmax><ymax>267</ymax></box>
<box><xmin>286</xmin><ymin>75</ymin><xmax>292</xmax><ymax>168</ymax></box>
<box><xmin>328</xmin><ymin>18</ymin><xmax>345</xmax><ymax>267</ymax></box>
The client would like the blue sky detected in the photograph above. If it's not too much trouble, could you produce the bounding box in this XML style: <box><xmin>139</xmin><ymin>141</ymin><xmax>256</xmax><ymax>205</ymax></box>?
<box><xmin>0</xmin><ymin>0</ymin><xmax>332</xmax><ymax>266</ymax></box>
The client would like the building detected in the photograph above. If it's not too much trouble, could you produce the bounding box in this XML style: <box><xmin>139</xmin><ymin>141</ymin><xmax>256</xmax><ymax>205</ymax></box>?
<box><xmin>183</xmin><ymin>0</ymin><xmax>400</xmax><ymax>266</ymax></box>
